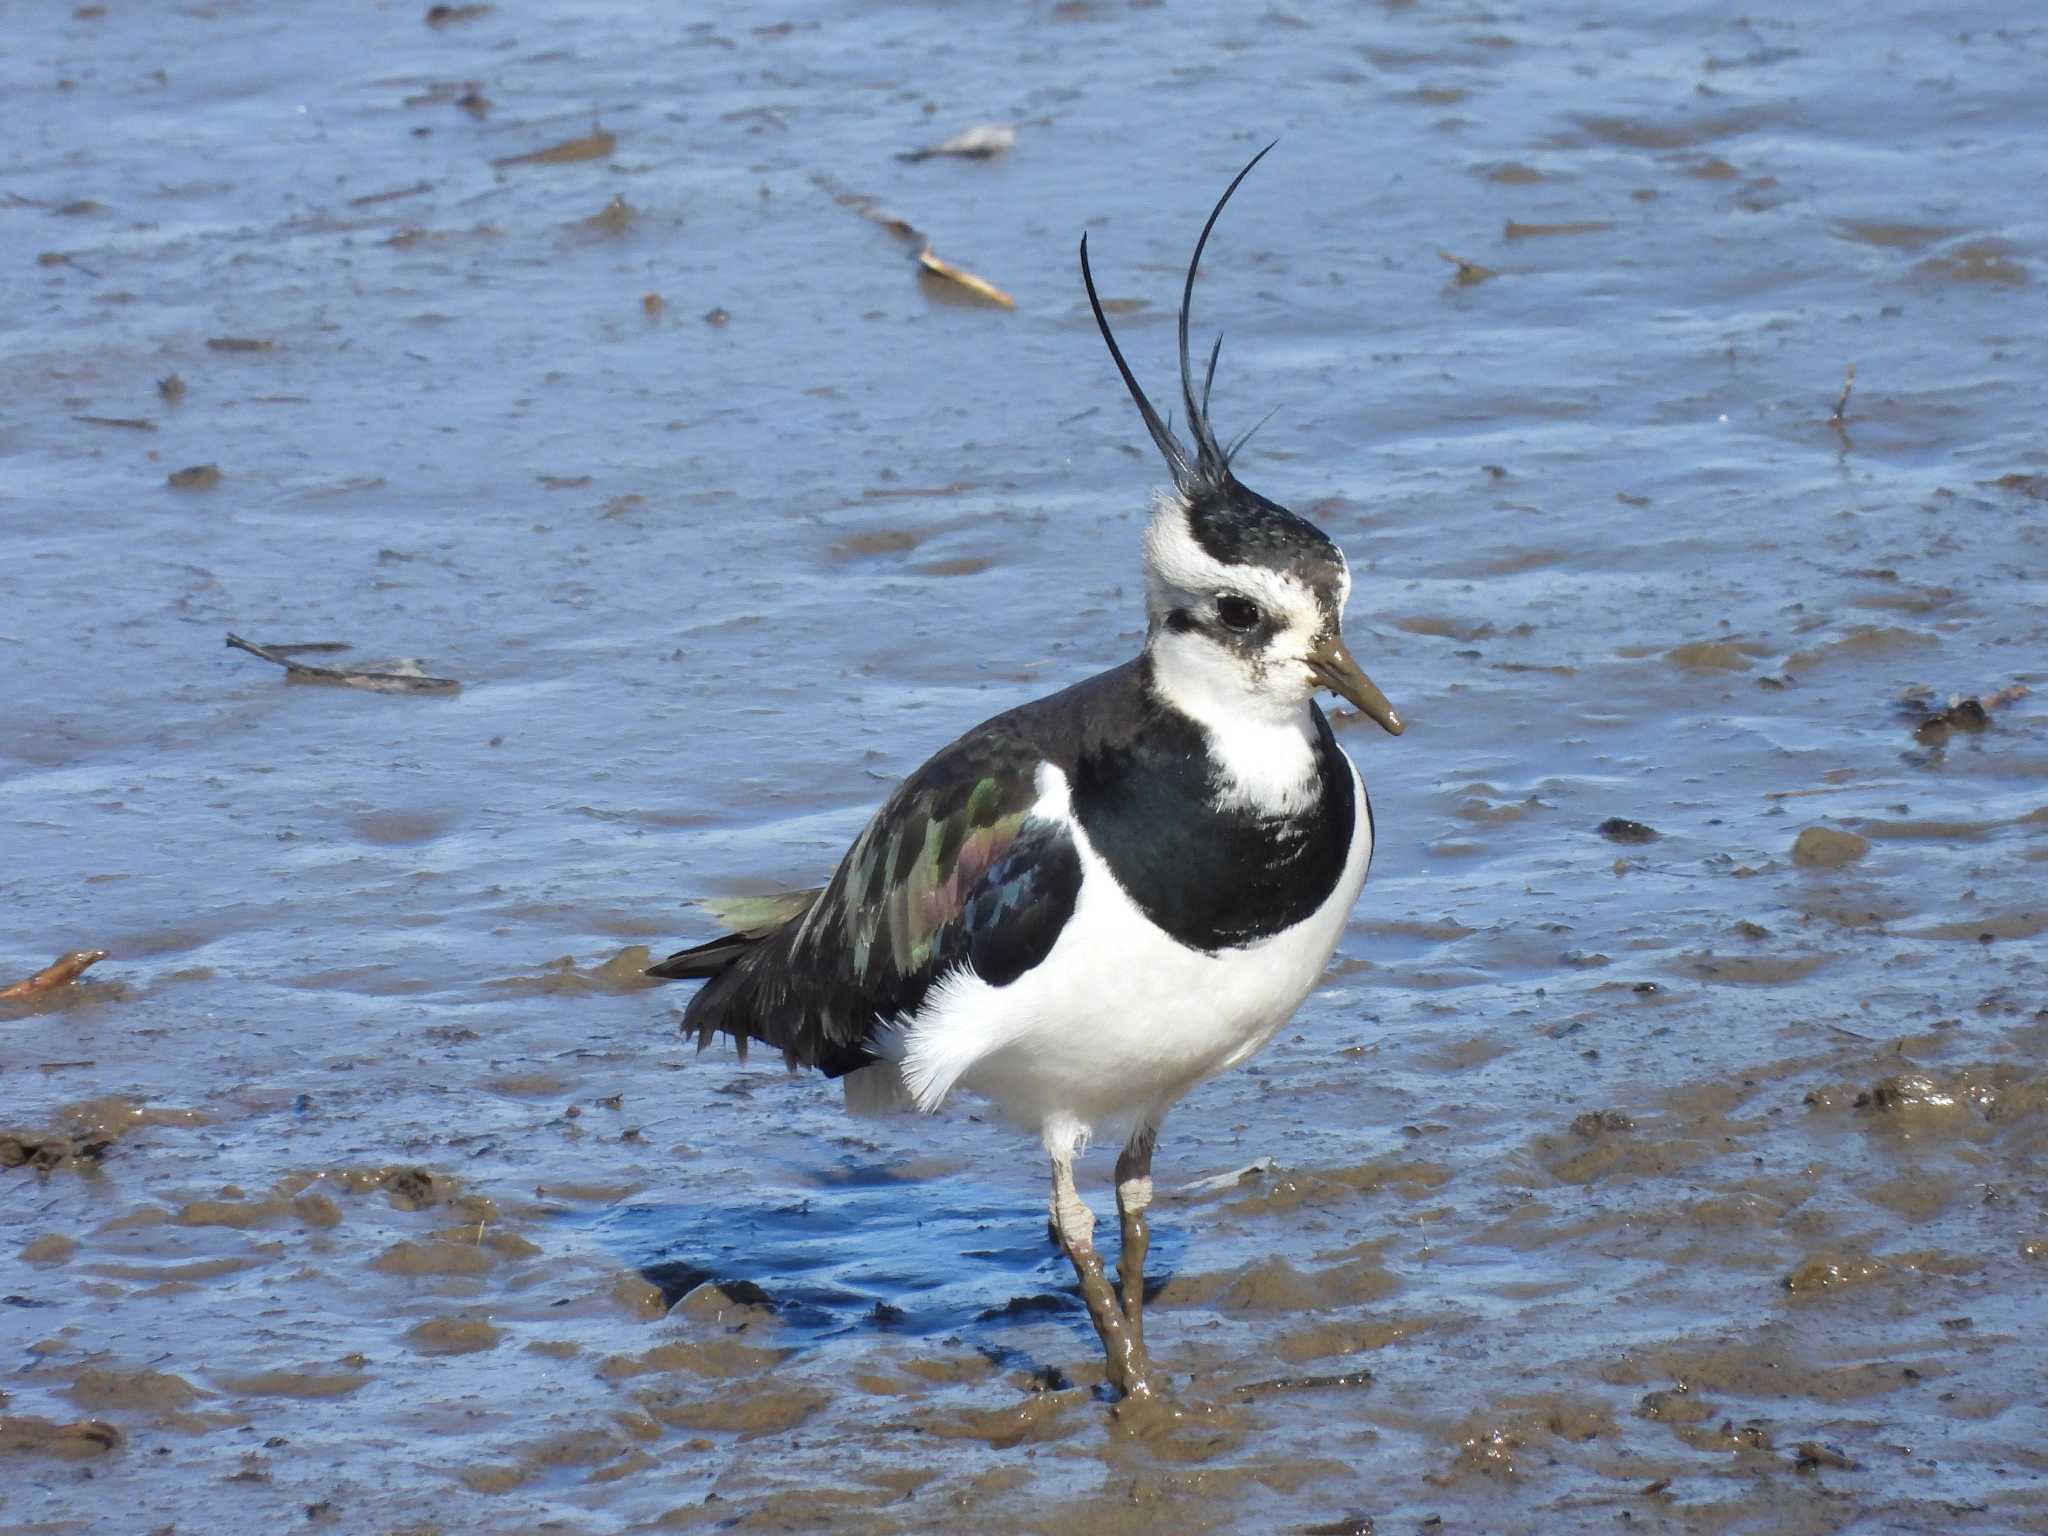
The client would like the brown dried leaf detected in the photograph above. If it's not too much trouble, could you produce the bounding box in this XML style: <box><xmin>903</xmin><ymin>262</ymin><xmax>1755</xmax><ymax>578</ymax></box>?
<box><xmin>1503</xmin><ymin>219</ymin><xmax>1615</xmax><ymax>240</ymax></box>
<box><xmin>493</xmin><ymin>129</ymin><xmax>615</xmax><ymax>169</ymax></box>
<box><xmin>917</xmin><ymin>245</ymin><xmax>1015</xmax><ymax>308</ymax></box>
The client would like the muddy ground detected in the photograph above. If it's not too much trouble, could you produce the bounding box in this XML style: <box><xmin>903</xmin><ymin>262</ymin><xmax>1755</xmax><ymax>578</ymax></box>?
<box><xmin>3</xmin><ymin>1</ymin><xmax>2045</xmax><ymax>1532</ymax></box>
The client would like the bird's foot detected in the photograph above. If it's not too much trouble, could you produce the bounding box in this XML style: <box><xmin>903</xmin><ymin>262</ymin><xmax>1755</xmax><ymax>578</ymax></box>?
<box><xmin>1108</xmin><ymin>1385</ymin><xmax>1245</xmax><ymax>1450</ymax></box>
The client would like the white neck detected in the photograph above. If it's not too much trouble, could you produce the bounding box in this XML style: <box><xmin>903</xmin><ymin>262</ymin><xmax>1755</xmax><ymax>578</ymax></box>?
<box><xmin>1146</xmin><ymin>628</ymin><xmax>1321</xmax><ymax>815</ymax></box>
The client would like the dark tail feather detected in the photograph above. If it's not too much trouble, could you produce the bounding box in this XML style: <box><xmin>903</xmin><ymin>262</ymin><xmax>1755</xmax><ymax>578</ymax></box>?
<box><xmin>645</xmin><ymin>887</ymin><xmax>824</xmax><ymax>981</ymax></box>
<box><xmin>648</xmin><ymin>889</ymin><xmax>828</xmax><ymax>1062</ymax></box>
<box><xmin>652</xmin><ymin>896</ymin><xmax>875</xmax><ymax>1078</ymax></box>
<box><xmin>649</xmin><ymin>933</ymin><xmax>765</xmax><ymax>1060</ymax></box>
<box><xmin>646</xmin><ymin>933</ymin><xmax>755</xmax><ymax>980</ymax></box>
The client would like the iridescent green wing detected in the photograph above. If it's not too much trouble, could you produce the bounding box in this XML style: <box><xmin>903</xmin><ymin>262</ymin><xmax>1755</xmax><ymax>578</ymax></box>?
<box><xmin>777</xmin><ymin>730</ymin><xmax>1080</xmax><ymax>1061</ymax></box>
<box><xmin>667</xmin><ymin>723</ymin><xmax>1083</xmax><ymax>1076</ymax></box>
<box><xmin>840</xmin><ymin>767</ymin><xmax>1031</xmax><ymax>980</ymax></box>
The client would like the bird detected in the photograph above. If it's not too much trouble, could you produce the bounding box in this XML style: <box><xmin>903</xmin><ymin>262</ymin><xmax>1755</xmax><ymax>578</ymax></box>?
<box><xmin>648</xmin><ymin>146</ymin><xmax>1403</xmax><ymax>1405</ymax></box>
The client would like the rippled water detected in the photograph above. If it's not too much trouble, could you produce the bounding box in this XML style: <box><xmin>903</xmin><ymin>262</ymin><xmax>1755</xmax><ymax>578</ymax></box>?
<box><xmin>5</xmin><ymin>1</ymin><xmax>2045</xmax><ymax>1531</ymax></box>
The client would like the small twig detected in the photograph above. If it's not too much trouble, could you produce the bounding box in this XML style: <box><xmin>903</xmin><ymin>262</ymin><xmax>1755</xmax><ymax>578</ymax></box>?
<box><xmin>347</xmin><ymin>180</ymin><xmax>433</xmax><ymax>209</ymax></box>
<box><xmin>225</xmin><ymin>633</ymin><xmax>460</xmax><ymax>694</ymax></box>
<box><xmin>1830</xmin><ymin>362</ymin><xmax>1858</xmax><ymax>424</ymax></box>
<box><xmin>813</xmin><ymin>175</ymin><xmax>1015</xmax><ymax>307</ymax></box>
<box><xmin>1765</xmin><ymin>781</ymin><xmax>1909</xmax><ymax>800</ymax></box>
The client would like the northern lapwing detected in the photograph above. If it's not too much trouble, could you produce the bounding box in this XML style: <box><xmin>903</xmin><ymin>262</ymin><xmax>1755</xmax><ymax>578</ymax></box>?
<box><xmin>650</xmin><ymin>147</ymin><xmax>1403</xmax><ymax>1403</ymax></box>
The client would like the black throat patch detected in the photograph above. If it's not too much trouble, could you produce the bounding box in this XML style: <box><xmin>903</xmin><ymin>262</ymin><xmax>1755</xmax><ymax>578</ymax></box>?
<box><xmin>1067</xmin><ymin>675</ymin><xmax>1357</xmax><ymax>953</ymax></box>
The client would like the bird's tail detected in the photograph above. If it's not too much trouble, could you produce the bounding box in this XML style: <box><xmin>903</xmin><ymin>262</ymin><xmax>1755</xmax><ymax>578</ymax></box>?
<box><xmin>650</xmin><ymin>885</ymin><xmax>875</xmax><ymax>1078</ymax></box>
<box><xmin>644</xmin><ymin>888</ymin><xmax>823</xmax><ymax>981</ymax></box>
<box><xmin>644</xmin><ymin>932</ymin><xmax>753</xmax><ymax>980</ymax></box>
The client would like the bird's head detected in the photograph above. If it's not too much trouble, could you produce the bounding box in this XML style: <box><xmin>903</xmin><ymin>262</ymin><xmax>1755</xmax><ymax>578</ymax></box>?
<box><xmin>1081</xmin><ymin>147</ymin><xmax>1403</xmax><ymax>738</ymax></box>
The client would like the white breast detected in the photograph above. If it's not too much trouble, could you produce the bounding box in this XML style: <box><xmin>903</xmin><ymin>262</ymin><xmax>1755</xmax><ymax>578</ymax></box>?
<box><xmin>863</xmin><ymin>757</ymin><xmax>1373</xmax><ymax>1155</ymax></box>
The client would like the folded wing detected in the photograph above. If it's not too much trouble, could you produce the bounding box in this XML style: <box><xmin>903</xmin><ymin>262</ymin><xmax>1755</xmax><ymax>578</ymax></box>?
<box><xmin>652</xmin><ymin>728</ymin><xmax>1081</xmax><ymax>1077</ymax></box>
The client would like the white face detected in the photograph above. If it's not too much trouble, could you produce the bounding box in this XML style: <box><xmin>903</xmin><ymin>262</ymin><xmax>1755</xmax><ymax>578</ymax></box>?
<box><xmin>1141</xmin><ymin>495</ymin><xmax>1351</xmax><ymax>722</ymax></box>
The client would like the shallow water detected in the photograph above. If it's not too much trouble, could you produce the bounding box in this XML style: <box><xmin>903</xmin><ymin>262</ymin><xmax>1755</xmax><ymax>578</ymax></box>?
<box><xmin>4</xmin><ymin>1</ymin><xmax>2046</xmax><ymax>1531</ymax></box>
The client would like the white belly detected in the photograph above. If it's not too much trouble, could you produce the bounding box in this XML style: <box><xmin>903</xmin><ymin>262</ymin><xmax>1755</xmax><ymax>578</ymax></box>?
<box><xmin>875</xmin><ymin>758</ymin><xmax>1372</xmax><ymax>1154</ymax></box>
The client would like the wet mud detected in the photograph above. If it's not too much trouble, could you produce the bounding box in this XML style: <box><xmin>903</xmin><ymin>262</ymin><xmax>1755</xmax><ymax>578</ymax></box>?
<box><xmin>4</xmin><ymin>0</ymin><xmax>2046</xmax><ymax>1533</ymax></box>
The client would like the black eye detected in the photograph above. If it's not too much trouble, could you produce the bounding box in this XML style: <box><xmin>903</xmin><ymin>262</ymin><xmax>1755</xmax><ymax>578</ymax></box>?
<box><xmin>1215</xmin><ymin>595</ymin><xmax>1262</xmax><ymax>633</ymax></box>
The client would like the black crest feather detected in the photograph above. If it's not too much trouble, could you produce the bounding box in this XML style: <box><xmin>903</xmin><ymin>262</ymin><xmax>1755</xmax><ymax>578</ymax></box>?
<box><xmin>1080</xmin><ymin>146</ymin><xmax>1345</xmax><ymax>579</ymax></box>
<box><xmin>1080</xmin><ymin>141</ymin><xmax>1277</xmax><ymax>502</ymax></box>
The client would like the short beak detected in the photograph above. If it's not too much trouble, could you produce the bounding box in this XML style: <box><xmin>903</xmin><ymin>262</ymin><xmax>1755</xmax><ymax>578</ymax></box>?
<box><xmin>1308</xmin><ymin>635</ymin><xmax>1404</xmax><ymax>736</ymax></box>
